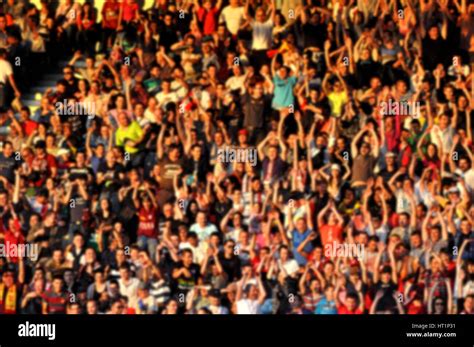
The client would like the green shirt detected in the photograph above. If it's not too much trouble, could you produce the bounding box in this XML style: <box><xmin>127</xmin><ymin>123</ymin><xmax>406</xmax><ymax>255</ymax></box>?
<box><xmin>115</xmin><ymin>121</ymin><xmax>143</xmax><ymax>154</ymax></box>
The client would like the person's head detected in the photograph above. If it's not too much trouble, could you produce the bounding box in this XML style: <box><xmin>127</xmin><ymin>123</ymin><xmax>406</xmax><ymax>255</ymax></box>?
<box><xmin>163</xmin><ymin>12</ymin><xmax>173</xmax><ymax>26</ymax></box>
<box><xmin>86</xmin><ymin>300</ymin><xmax>98</xmax><ymax>314</ymax></box>
<box><xmin>73</xmin><ymin>233</ymin><xmax>85</xmax><ymax>248</ymax></box>
<box><xmin>385</xmin><ymin>152</ymin><xmax>396</xmax><ymax>165</ymax></box>
<box><xmin>277</xmin><ymin>65</ymin><xmax>289</xmax><ymax>80</ymax></box>
<box><xmin>63</xmin><ymin>65</ymin><xmax>74</xmax><ymax>81</ymax></box>
<box><xmin>2</xmin><ymin>140</ymin><xmax>13</xmax><ymax>157</ymax></box>
<box><xmin>428</xmin><ymin>25</ymin><xmax>439</xmax><ymax>40</ymax></box>
<box><xmin>162</xmin><ymin>202</ymin><xmax>174</xmax><ymax>218</ymax></box>
<box><xmin>246</xmin><ymin>283</ymin><xmax>259</xmax><ymax>300</ymax></box>
<box><xmin>460</xmin><ymin>218</ymin><xmax>472</xmax><ymax>235</ymax></box>
<box><xmin>295</xmin><ymin>217</ymin><xmax>307</xmax><ymax>232</ymax></box>
<box><xmin>438</xmin><ymin>113</ymin><xmax>450</xmax><ymax>129</ymax></box>
<box><xmin>140</xmin><ymin>195</ymin><xmax>152</xmax><ymax>210</ymax></box>
<box><xmin>202</xmin><ymin>0</ymin><xmax>212</xmax><ymax>11</ymax></box>
<box><xmin>168</xmin><ymin>144</ymin><xmax>180</xmax><ymax>161</ymax></box>
<box><xmin>433</xmin><ymin>297</ymin><xmax>446</xmax><ymax>314</ymax></box>
<box><xmin>165</xmin><ymin>298</ymin><xmax>179</xmax><ymax>314</ymax></box>
<box><xmin>345</xmin><ymin>293</ymin><xmax>358</xmax><ymax>311</ymax></box>
<box><xmin>232</xmin><ymin>212</ymin><xmax>243</xmax><ymax>227</ymax></box>
<box><xmin>266</xmin><ymin>145</ymin><xmax>279</xmax><ymax>161</ymax></box>
<box><xmin>463</xmin><ymin>294</ymin><xmax>474</xmax><ymax>313</ymax></box>
<box><xmin>51</xmin><ymin>248</ymin><xmax>64</xmax><ymax>263</ymax></box>
<box><xmin>67</xmin><ymin>302</ymin><xmax>81</xmax><ymax>314</ymax></box>
<box><xmin>138</xmin><ymin>284</ymin><xmax>150</xmax><ymax>300</ymax></box>
<box><xmin>181</xmin><ymin>249</ymin><xmax>193</xmax><ymax>266</ymax></box>
<box><xmin>251</xmin><ymin>82</ymin><xmax>264</xmax><ymax>99</ymax></box>
<box><xmin>328</xmin><ymin>209</ymin><xmax>339</xmax><ymax>225</ymax></box>
<box><xmin>426</xmin><ymin>143</ymin><xmax>438</xmax><ymax>158</ymax></box>
<box><xmin>52</xmin><ymin>276</ymin><xmax>64</xmax><ymax>293</ymax></box>
<box><xmin>191</xmin><ymin>144</ymin><xmax>202</xmax><ymax>161</ymax></box>
<box><xmin>279</xmin><ymin>245</ymin><xmax>290</xmax><ymax>261</ymax></box>
<box><xmin>0</xmin><ymin>14</ymin><xmax>6</xmax><ymax>31</ymax></box>
<box><xmin>117</xmin><ymin>112</ymin><xmax>130</xmax><ymax>127</ymax></box>
<box><xmin>430</xmin><ymin>225</ymin><xmax>442</xmax><ymax>242</ymax></box>
<box><xmin>360</xmin><ymin>142</ymin><xmax>371</xmax><ymax>156</ymax></box>
<box><xmin>209</xmin><ymin>290</ymin><xmax>221</xmax><ymax>306</ymax></box>
<box><xmin>34</xmin><ymin>278</ymin><xmax>45</xmax><ymax>294</ymax></box>
<box><xmin>110</xmin><ymin>298</ymin><xmax>125</xmax><ymax>314</ymax></box>
<box><xmin>398</xmin><ymin>212</ymin><xmax>409</xmax><ymax>227</ymax></box>
<box><xmin>330</xmin><ymin>164</ymin><xmax>341</xmax><ymax>178</ymax></box>
<box><xmin>196</xmin><ymin>211</ymin><xmax>207</xmax><ymax>226</ymax></box>
<box><xmin>255</xmin><ymin>7</ymin><xmax>266</xmax><ymax>22</ymax></box>
<box><xmin>63</xmin><ymin>269</ymin><xmax>74</xmax><ymax>285</ymax></box>
<box><xmin>119</xmin><ymin>265</ymin><xmax>131</xmax><ymax>281</ymax></box>
<box><xmin>366</xmin><ymin>236</ymin><xmax>378</xmax><ymax>251</ymax></box>
<box><xmin>360</xmin><ymin>48</ymin><xmax>371</xmax><ymax>61</ymax></box>
<box><xmin>459</xmin><ymin>157</ymin><xmax>471</xmax><ymax>172</ymax></box>
<box><xmin>324</xmin><ymin>285</ymin><xmax>335</xmax><ymax>300</ymax></box>
<box><xmin>224</xmin><ymin>240</ymin><xmax>235</xmax><ymax>256</ymax></box>
<box><xmin>237</xmin><ymin>129</ymin><xmax>248</xmax><ymax>144</ymax></box>
<box><xmin>94</xmin><ymin>269</ymin><xmax>105</xmax><ymax>284</ymax></box>
<box><xmin>1</xmin><ymin>270</ymin><xmax>15</xmax><ymax>287</ymax></box>
<box><xmin>410</xmin><ymin>231</ymin><xmax>422</xmax><ymax>247</ymax></box>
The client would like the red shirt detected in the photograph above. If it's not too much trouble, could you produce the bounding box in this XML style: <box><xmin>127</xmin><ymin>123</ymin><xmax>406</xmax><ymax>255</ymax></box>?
<box><xmin>137</xmin><ymin>207</ymin><xmax>157</xmax><ymax>238</ymax></box>
<box><xmin>197</xmin><ymin>7</ymin><xmax>218</xmax><ymax>35</ymax></box>
<box><xmin>77</xmin><ymin>12</ymin><xmax>96</xmax><ymax>30</ymax></box>
<box><xmin>22</xmin><ymin>120</ymin><xmax>38</xmax><ymax>137</ymax></box>
<box><xmin>32</xmin><ymin>153</ymin><xmax>57</xmax><ymax>186</ymax></box>
<box><xmin>337</xmin><ymin>304</ymin><xmax>363</xmax><ymax>314</ymax></box>
<box><xmin>319</xmin><ymin>224</ymin><xmax>343</xmax><ymax>247</ymax></box>
<box><xmin>121</xmin><ymin>1</ymin><xmax>139</xmax><ymax>23</ymax></box>
<box><xmin>102</xmin><ymin>2</ymin><xmax>119</xmax><ymax>29</ymax></box>
<box><xmin>4</xmin><ymin>227</ymin><xmax>26</xmax><ymax>263</ymax></box>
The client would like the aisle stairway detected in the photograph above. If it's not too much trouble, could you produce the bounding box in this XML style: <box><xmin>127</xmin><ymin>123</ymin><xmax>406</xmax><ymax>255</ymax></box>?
<box><xmin>20</xmin><ymin>58</ymin><xmax>87</xmax><ymax>113</ymax></box>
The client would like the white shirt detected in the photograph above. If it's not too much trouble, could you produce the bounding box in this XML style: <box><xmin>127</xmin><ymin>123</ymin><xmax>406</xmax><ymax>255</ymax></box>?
<box><xmin>210</xmin><ymin>305</ymin><xmax>229</xmax><ymax>314</ymax></box>
<box><xmin>144</xmin><ymin>108</ymin><xmax>158</xmax><ymax>124</ymax></box>
<box><xmin>250</xmin><ymin>18</ymin><xmax>273</xmax><ymax>50</ymax></box>
<box><xmin>155</xmin><ymin>91</ymin><xmax>178</xmax><ymax>107</ymax></box>
<box><xmin>118</xmin><ymin>277</ymin><xmax>140</xmax><ymax>309</ymax></box>
<box><xmin>179</xmin><ymin>242</ymin><xmax>205</xmax><ymax>264</ymax></box>
<box><xmin>430</xmin><ymin>125</ymin><xmax>454</xmax><ymax>155</ymax></box>
<box><xmin>225</xmin><ymin>75</ymin><xmax>246</xmax><ymax>94</ymax></box>
<box><xmin>236</xmin><ymin>298</ymin><xmax>261</xmax><ymax>314</ymax></box>
<box><xmin>171</xmin><ymin>80</ymin><xmax>189</xmax><ymax>99</ymax></box>
<box><xmin>463</xmin><ymin>169</ymin><xmax>474</xmax><ymax>193</ymax></box>
<box><xmin>189</xmin><ymin>223</ymin><xmax>219</xmax><ymax>242</ymax></box>
<box><xmin>219</xmin><ymin>6</ymin><xmax>245</xmax><ymax>35</ymax></box>
<box><xmin>0</xmin><ymin>59</ymin><xmax>13</xmax><ymax>84</ymax></box>
<box><xmin>281</xmin><ymin>259</ymin><xmax>299</xmax><ymax>276</ymax></box>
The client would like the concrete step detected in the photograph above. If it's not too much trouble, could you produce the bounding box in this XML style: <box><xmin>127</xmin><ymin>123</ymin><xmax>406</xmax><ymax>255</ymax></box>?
<box><xmin>35</xmin><ymin>80</ymin><xmax>58</xmax><ymax>88</ymax></box>
<box><xmin>29</xmin><ymin>86</ymin><xmax>51</xmax><ymax>95</ymax></box>
<box><xmin>42</xmin><ymin>73</ymin><xmax>63</xmax><ymax>82</ymax></box>
<box><xmin>22</xmin><ymin>99</ymin><xmax>40</xmax><ymax>107</ymax></box>
<box><xmin>19</xmin><ymin>55</ymin><xmax>72</xmax><ymax>112</ymax></box>
<box><xmin>74</xmin><ymin>60</ymin><xmax>87</xmax><ymax>69</ymax></box>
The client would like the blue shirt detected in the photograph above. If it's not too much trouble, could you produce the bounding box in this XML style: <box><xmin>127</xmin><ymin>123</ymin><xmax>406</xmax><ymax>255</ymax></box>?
<box><xmin>272</xmin><ymin>75</ymin><xmax>297</xmax><ymax>109</ymax></box>
<box><xmin>292</xmin><ymin>229</ymin><xmax>313</xmax><ymax>266</ymax></box>
<box><xmin>314</xmin><ymin>297</ymin><xmax>337</xmax><ymax>314</ymax></box>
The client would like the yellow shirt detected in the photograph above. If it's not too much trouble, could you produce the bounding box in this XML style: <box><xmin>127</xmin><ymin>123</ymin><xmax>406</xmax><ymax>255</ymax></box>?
<box><xmin>328</xmin><ymin>91</ymin><xmax>348</xmax><ymax>117</ymax></box>
<box><xmin>115</xmin><ymin>121</ymin><xmax>143</xmax><ymax>154</ymax></box>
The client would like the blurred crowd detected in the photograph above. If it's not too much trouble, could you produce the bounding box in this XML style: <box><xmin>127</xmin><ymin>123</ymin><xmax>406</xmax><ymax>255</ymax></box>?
<box><xmin>0</xmin><ymin>0</ymin><xmax>473</xmax><ymax>314</ymax></box>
